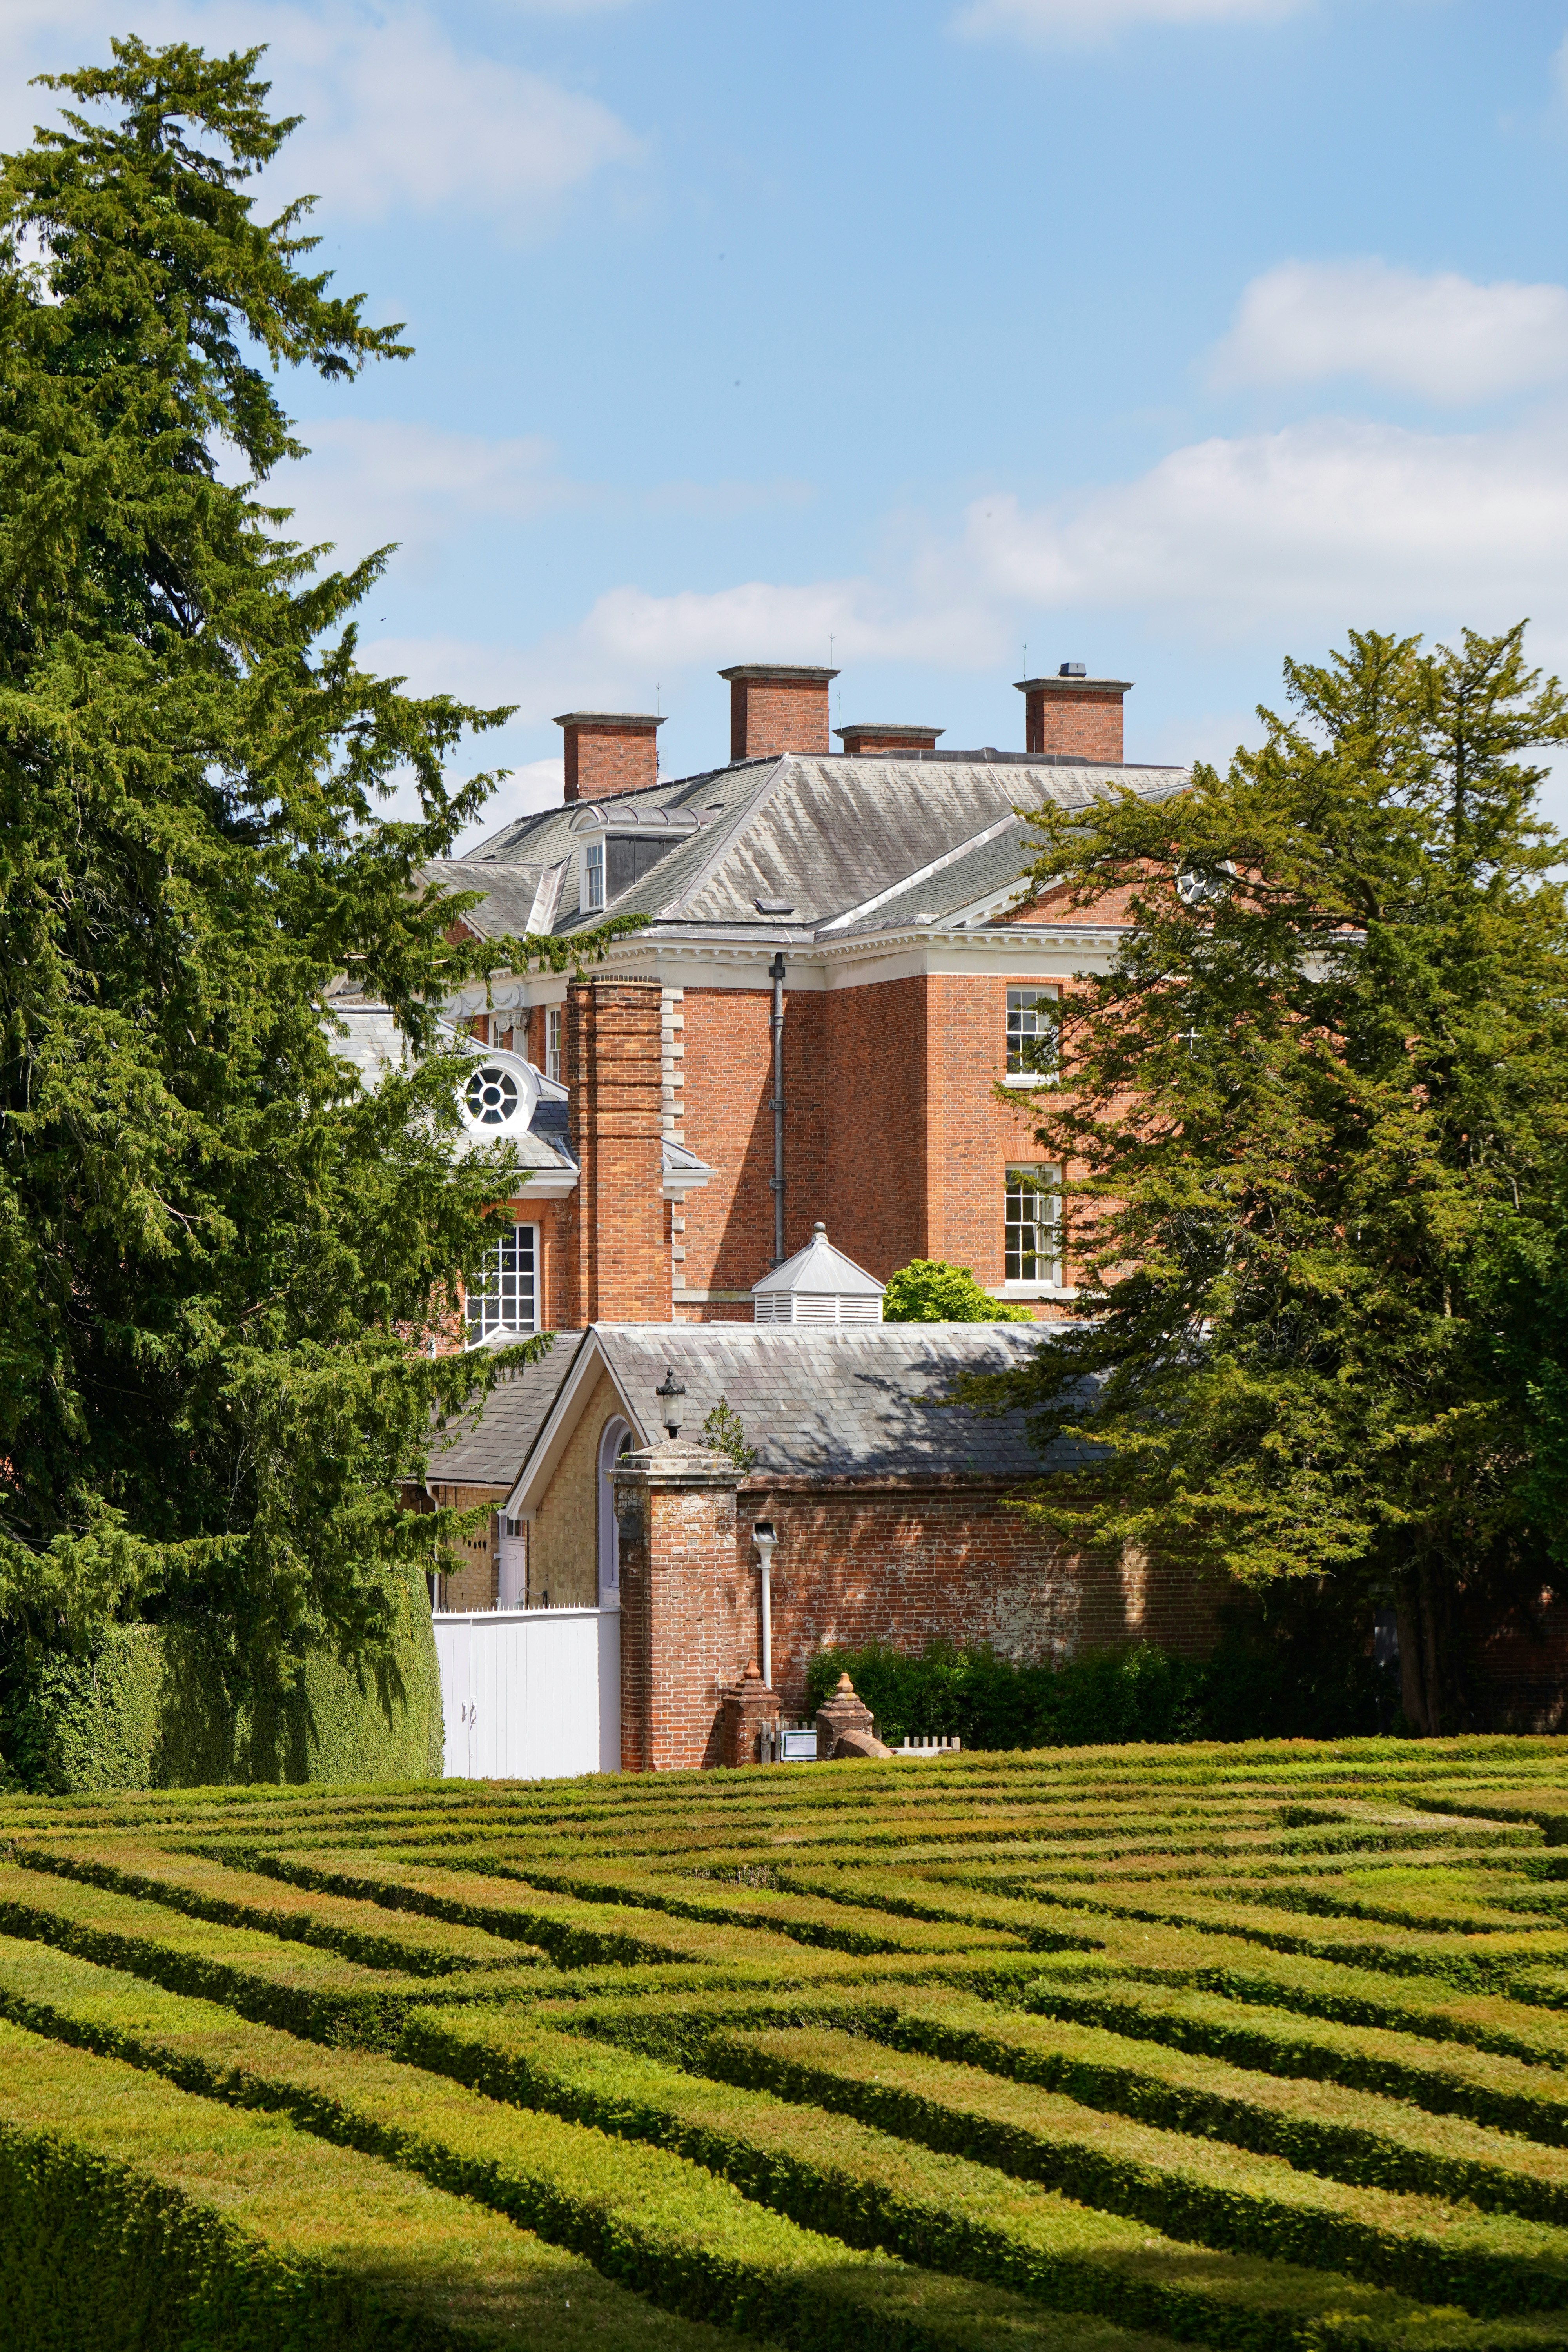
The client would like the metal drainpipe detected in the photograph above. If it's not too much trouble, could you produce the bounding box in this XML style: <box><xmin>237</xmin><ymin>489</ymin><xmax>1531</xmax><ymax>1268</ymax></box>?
<box><xmin>768</xmin><ymin>951</ymin><xmax>786</xmax><ymax>1267</ymax></box>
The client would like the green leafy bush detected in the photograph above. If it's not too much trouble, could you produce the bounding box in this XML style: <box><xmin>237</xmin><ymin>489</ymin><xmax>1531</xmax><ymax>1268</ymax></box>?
<box><xmin>882</xmin><ymin>1259</ymin><xmax>1036</xmax><ymax>1323</ymax></box>
<box><xmin>802</xmin><ymin>1620</ymin><xmax>1388</xmax><ymax>1750</ymax></box>
<box><xmin>701</xmin><ymin>1395</ymin><xmax>758</xmax><ymax>1472</ymax></box>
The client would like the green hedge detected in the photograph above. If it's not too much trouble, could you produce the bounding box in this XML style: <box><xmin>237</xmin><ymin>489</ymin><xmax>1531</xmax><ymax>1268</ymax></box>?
<box><xmin>0</xmin><ymin>1933</ymin><xmax>1513</xmax><ymax>2352</ymax></box>
<box><xmin>16</xmin><ymin>1841</ymin><xmax>543</xmax><ymax>1978</ymax></box>
<box><xmin>0</xmin><ymin>1944</ymin><xmax>1185</xmax><ymax>2352</ymax></box>
<box><xmin>802</xmin><ymin>1626</ymin><xmax>1392</xmax><ymax>1751</ymax></box>
<box><xmin>703</xmin><ymin>2022</ymin><xmax>1568</xmax><ymax>2318</ymax></box>
<box><xmin>0</xmin><ymin>1861</ymin><xmax>536</xmax><ymax>2050</ymax></box>
<box><xmin>0</xmin><ymin>2011</ymin><xmax>748</xmax><ymax>2352</ymax></box>
<box><xmin>0</xmin><ymin>1563</ymin><xmax>441</xmax><ymax>1792</ymax></box>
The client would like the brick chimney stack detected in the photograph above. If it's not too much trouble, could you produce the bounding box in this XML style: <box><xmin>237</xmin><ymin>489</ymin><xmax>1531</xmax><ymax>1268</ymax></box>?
<box><xmin>833</xmin><ymin>723</ymin><xmax>945</xmax><ymax>756</ymax></box>
<box><xmin>555</xmin><ymin>712</ymin><xmax>664</xmax><ymax>802</ymax></box>
<box><xmin>1015</xmin><ymin>666</ymin><xmax>1131</xmax><ymax>764</ymax></box>
<box><xmin>719</xmin><ymin>664</ymin><xmax>838</xmax><ymax>762</ymax></box>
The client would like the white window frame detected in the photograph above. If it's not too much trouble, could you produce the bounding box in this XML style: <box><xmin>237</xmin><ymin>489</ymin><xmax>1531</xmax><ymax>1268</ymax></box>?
<box><xmin>583</xmin><ymin>840</ymin><xmax>605</xmax><ymax>913</ymax></box>
<box><xmin>547</xmin><ymin>1005</ymin><xmax>563</xmax><ymax>1083</ymax></box>
<box><xmin>1002</xmin><ymin>1165</ymin><xmax>1062</xmax><ymax>1291</ymax></box>
<box><xmin>1002</xmin><ymin>984</ymin><xmax>1060</xmax><ymax>1086</ymax></box>
<box><xmin>497</xmin><ymin>1514</ymin><xmax>526</xmax><ymax>1608</ymax></box>
<box><xmin>464</xmin><ymin>1219</ymin><xmax>540</xmax><ymax>1346</ymax></box>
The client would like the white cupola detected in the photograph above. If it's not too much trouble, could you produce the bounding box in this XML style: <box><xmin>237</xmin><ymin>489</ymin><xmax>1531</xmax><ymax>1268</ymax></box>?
<box><xmin>752</xmin><ymin>1224</ymin><xmax>885</xmax><ymax>1325</ymax></box>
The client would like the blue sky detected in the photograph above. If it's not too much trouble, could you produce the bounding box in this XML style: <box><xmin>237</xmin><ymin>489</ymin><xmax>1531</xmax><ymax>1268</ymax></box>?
<box><xmin>9</xmin><ymin>0</ymin><xmax>1568</xmax><ymax>835</ymax></box>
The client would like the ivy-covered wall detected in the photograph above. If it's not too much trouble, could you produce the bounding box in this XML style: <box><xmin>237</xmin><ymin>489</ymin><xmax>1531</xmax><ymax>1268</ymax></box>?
<box><xmin>1</xmin><ymin>1565</ymin><xmax>443</xmax><ymax>1793</ymax></box>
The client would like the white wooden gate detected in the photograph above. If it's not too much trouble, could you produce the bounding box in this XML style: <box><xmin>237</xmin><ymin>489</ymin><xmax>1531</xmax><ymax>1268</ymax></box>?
<box><xmin>432</xmin><ymin>1607</ymin><xmax>620</xmax><ymax>1780</ymax></box>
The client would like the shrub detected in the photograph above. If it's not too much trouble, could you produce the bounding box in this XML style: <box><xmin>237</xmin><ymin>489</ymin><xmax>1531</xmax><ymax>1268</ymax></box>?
<box><xmin>882</xmin><ymin>1259</ymin><xmax>1035</xmax><ymax>1323</ymax></box>
<box><xmin>0</xmin><ymin>1563</ymin><xmax>442</xmax><ymax>1793</ymax></box>
<box><xmin>701</xmin><ymin>1396</ymin><xmax>758</xmax><ymax>1473</ymax></box>
<box><xmin>802</xmin><ymin>1621</ymin><xmax>1386</xmax><ymax>1751</ymax></box>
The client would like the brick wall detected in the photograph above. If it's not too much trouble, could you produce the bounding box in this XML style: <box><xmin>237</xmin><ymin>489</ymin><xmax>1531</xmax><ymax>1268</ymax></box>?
<box><xmin>924</xmin><ymin>970</ymin><xmax>1073</xmax><ymax>1312</ymax></box>
<box><xmin>527</xmin><ymin>1367</ymin><xmax>624</xmax><ymax>1609</ymax></box>
<box><xmin>733</xmin><ymin>1484</ymin><xmax>1222</xmax><ymax>1719</ymax></box>
<box><xmin>676</xmin><ymin>984</ymin><xmax>828</xmax><ymax>1313</ymax></box>
<box><xmin>1463</xmin><ymin>1589</ymin><xmax>1568</xmax><ymax>1732</ymax></box>
<box><xmin>671</xmin><ymin>970</ymin><xmax>1078</xmax><ymax>1317</ymax></box>
<box><xmin>729</xmin><ymin>678</ymin><xmax>830</xmax><ymax>760</ymax></box>
<box><xmin>616</xmin><ymin>1452</ymin><xmax>741</xmax><ymax>1770</ymax></box>
<box><xmin>824</xmin><ymin>975</ymin><xmax>928</xmax><ymax>1277</ymax></box>
<box><xmin>427</xmin><ymin>1481</ymin><xmax>508</xmax><ymax>1610</ymax></box>
<box><xmin>607</xmin><ymin>1444</ymin><xmax>1223</xmax><ymax>1769</ymax></box>
<box><xmin>836</xmin><ymin>728</ymin><xmax>942</xmax><ymax>755</ymax></box>
<box><xmin>560</xmin><ymin>977</ymin><xmax>668</xmax><ymax>1325</ymax></box>
<box><xmin>1025</xmin><ymin>686</ymin><xmax>1124</xmax><ymax>762</ymax></box>
<box><xmin>562</xmin><ymin>722</ymin><xmax>659</xmax><ymax>802</ymax></box>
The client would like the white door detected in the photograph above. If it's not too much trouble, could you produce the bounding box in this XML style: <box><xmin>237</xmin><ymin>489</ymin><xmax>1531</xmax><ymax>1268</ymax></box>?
<box><xmin>433</xmin><ymin>1617</ymin><xmax>473</xmax><ymax>1777</ymax></box>
<box><xmin>433</xmin><ymin>1607</ymin><xmax>621</xmax><ymax>1781</ymax></box>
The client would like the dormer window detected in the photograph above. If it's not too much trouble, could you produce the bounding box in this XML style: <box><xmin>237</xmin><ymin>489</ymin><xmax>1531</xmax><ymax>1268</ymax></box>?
<box><xmin>465</xmin><ymin>1063</ymin><xmax>521</xmax><ymax>1126</ymax></box>
<box><xmin>456</xmin><ymin>1047</ymin><xmax>538</xmax><ymax>1136</ymax></box>
<box><xmin>583</xmin><ymin>840</ymin><xmax>605</xmax><ymax>912</ymax></box>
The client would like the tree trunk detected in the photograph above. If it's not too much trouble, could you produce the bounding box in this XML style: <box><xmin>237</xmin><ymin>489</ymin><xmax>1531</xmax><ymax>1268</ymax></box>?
<box><xmin>1396</xmin><ymin>1559</ymin><xmax>1468</xmax><ymax>1735</ymax></box>
<box><xmin>1395</xmin><ymin>1575</ymin><xmax>1431</xmax><ymax>1732</ymax></box>
<box><xmin>1421</xmin><ymin>1559</ymin><xmax>1446</xmax><ymax>1732</ymax></box>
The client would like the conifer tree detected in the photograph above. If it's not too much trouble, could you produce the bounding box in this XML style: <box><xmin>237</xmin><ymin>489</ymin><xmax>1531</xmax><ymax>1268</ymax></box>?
<box><xmin>0</xmin><ymin>41</ymin><xmax>610</xmax><ymax>1681</ymax></box>
<box><xmin>967</xmin><ymin>627</ymin><xmax>1568</xmax><ymax>1731</ymax></box>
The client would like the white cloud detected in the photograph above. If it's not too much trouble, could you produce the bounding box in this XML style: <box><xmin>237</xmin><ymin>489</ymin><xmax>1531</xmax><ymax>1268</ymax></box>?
<box><xmin>952</xmin><ymin>0</ymin><xmax>1303</xmax><ymax>48</ymax></box>
<box><xmin>361</xmin><ymin>410</ymin><xmax>1568</xmax><ymax>754</ymax></box>
<box><xmin>260</xmin><ymin>5</ymin><xmax>641</xmax><ymax>226</ymax></box>
<box><xmin>0</xmin><ymin>2</ymin><xmax>641</xmax><ymax>230</ymax></box>
<box><xmin>1210</xmin><ymin>260</ymin><xmax>1568</xmax><ymax>405</ymax></box>
<box><xmin>577</xmin><ymin>577</ymin><xmax>1004</xmax><ymax>672</ymax></box>
<box><xmin>964</xmin><ymin>415</ymin><xmax>1568</xmax><ymax>637</ymax></box>
<box><xmin>256</xmin><ymin>419</ymin><xmax>815</xmax><ymax>579</ymax></box>
<box><xmin>264</xmin><ymin>419</ymin><xmax>574</xmax><ymax>572</ymax></box>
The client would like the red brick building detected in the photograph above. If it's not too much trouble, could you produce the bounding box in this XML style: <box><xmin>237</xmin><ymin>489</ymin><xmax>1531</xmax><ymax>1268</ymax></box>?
<box><xmin>410</xmin><ymin>659</ymin><xmax>1185</xmax><ymax>1338</ymax></box>
<box><xmin>377</xmin><ymin>661</ymin><xmax>1226</xmax><ymax>1770</ymax></box>
<box><xmin>498</xmin><ymin>1323</ymin><xmax>1221</xmax><ymax>1769</ymax></box>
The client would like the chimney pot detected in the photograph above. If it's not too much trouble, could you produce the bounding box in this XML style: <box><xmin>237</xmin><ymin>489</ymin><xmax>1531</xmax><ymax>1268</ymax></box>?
<box><xmin>554</xmin><ymin>712</ymin><xmax>664</xmax><ymax>803</ymax></box>
<box><xmin>719</xmin><ymin>663</ymin><xmax>838</xmax><ymax>762</ymax></box>
<box><xmin>1014</xmin><ymin>671</ymin><xmax>1132</xmax><ymax>764</ymax></box>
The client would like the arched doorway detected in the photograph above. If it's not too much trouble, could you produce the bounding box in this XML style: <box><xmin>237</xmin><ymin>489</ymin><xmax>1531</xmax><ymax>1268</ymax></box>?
<box><xmin>597</xmin><ymin>1418</ymin><xmax>633</xmax><ymax>1609</ymax></box>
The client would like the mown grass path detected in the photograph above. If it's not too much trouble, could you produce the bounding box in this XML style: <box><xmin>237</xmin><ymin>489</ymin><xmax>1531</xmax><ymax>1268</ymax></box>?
<box><xmin>10</xmin><ymin>1739</ymin><xmax>1568</xmax><ymax>2349</ymax></box>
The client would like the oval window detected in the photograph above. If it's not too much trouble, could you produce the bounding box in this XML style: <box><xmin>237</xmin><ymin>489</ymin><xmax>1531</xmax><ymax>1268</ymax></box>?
<box><xmin>465</xmin><ymin>1063</ymin><xmax>521</xmax><ymax>1125</ymax></box>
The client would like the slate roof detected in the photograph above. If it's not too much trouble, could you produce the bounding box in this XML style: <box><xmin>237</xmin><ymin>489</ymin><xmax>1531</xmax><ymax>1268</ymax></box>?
<box><xmin>428</xmin><ymin>1332</ymin><xmax>586</xmax><ymax>1487</ymax></box>
<box><xmin>427</xmin><ymin>750</ymin><xmax>1186</xmax><ymax>946</ymax></box>
<box><xmin>589</xmin><ymin>1323</ymin><xmax>1085</xmax><ymax>1483</ymax></box>
<box><xmin>322</xmin><ymin>1004</ymin><xmax>577</xmax><ymax>1175</ymax></box>
<box><xmin>419</xmin><ymin>857</ymin><xmax>553</xmax><ymax>938</ymax></box>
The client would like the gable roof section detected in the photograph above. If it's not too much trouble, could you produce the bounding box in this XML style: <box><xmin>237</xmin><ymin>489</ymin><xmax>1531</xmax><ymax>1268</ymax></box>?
<box><xmin>505</xmin><ymin>1321</ymin><xmax>1087</xmax><ymax>1516</ymax></box>
<box><xmin>666</xmin><ymin>757</ymin><xmax>1171</xmax><ymax>931</ymax></box>
<box><xmin>426</xmin><ymin>1332</ymin><xmax>587</xmax><ymax>1489</ymax></box>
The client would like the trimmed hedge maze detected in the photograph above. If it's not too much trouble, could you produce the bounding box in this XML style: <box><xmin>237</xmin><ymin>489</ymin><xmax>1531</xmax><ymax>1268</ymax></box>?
<box><xmin>14</xmin><ymin>1744</ymin><xmax>1568</xmax><ymax>2348</ymax></box>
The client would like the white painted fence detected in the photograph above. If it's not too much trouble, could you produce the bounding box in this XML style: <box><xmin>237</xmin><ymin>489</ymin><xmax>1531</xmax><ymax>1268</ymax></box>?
<box><xmin>432</xmin><ymin>1606</ymin><xmax>620</xmax><ymax>1780</ymax></box>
